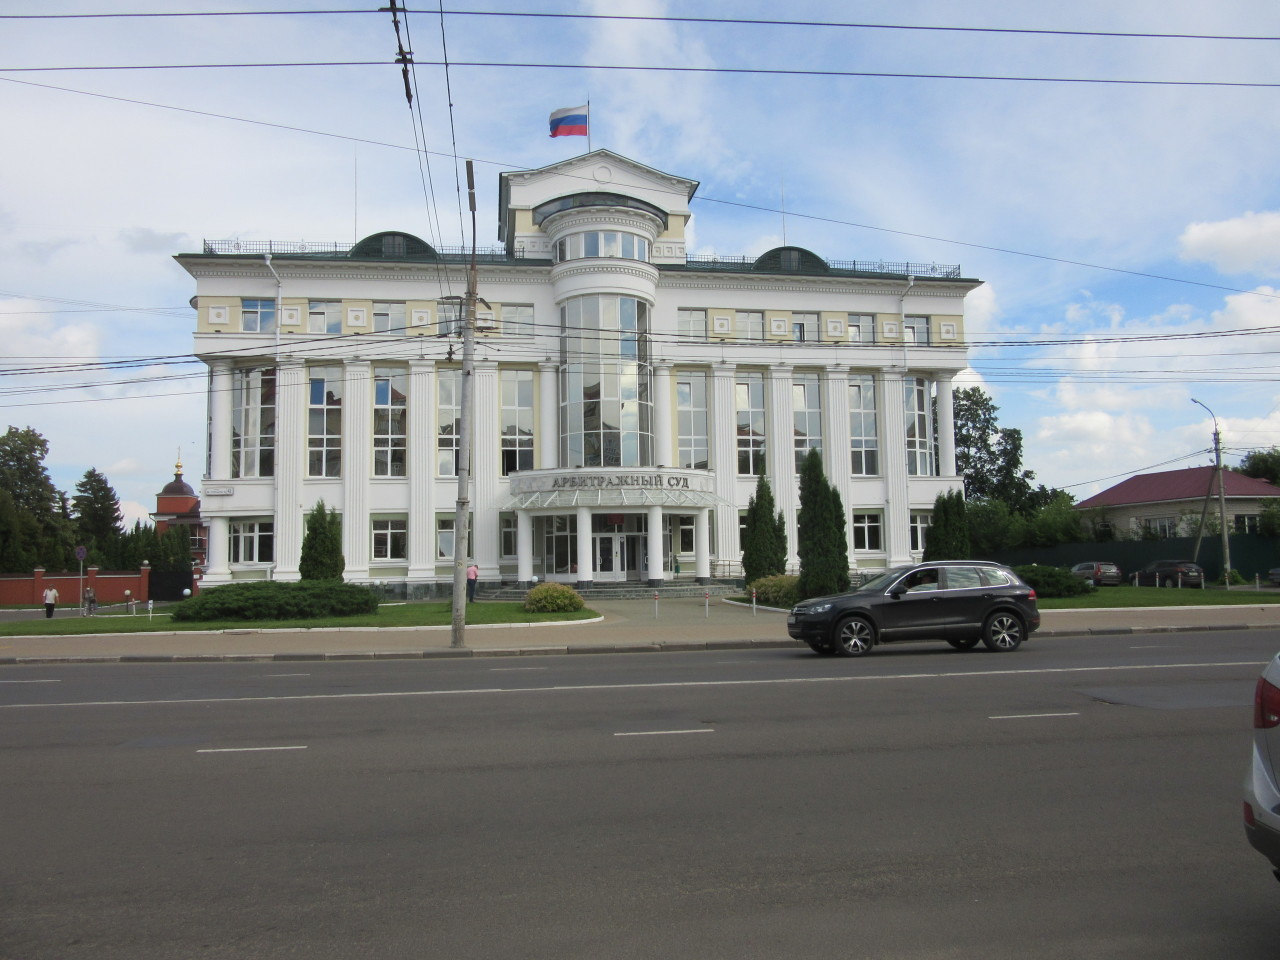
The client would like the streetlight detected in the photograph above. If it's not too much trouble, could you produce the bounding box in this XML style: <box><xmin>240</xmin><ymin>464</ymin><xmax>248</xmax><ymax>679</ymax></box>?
<box><xmin>1191</xmin><ymin>398</ymin><xmax>1232</xmax><ymax>588</ymax></box>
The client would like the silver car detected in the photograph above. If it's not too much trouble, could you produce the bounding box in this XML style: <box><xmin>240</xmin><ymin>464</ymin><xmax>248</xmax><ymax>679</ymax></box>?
<box><xmin>1245</xmin><ymin>652</ymin><xmax>1280</xmax><ymax>882</ymax></box>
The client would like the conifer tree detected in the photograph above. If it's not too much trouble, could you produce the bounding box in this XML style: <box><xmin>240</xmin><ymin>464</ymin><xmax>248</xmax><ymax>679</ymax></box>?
<box><xmin>299</xmin><ymin>501</ymin><xmax>345</xmax><ymax>581</ymax></box>
<box><xmin>741</xmin><ymin>474</ymin><xmax>786</xmax><ymax>585</ymax></box>
<box><xmin>796</xmin><ymin>449</ymin><xmax>850</xmax><ymax>599</ymax></box>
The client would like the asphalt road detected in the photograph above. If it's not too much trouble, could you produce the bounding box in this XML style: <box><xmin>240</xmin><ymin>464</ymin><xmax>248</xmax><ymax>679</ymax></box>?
<box><xmin>4</xmin><ymin>630</ymin><xmax>1279</xmax><ymax>959</ymax></box>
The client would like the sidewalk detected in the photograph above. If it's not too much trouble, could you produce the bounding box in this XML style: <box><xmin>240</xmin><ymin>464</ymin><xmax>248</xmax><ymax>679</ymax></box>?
<box><xmin>2</xmin><ymin>598</ymin><xmax>1280</xmax><ymax>664</ymax></box>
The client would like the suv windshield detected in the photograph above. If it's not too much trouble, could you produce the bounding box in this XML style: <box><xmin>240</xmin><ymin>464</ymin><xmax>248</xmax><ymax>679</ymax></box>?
<box><xmin>857</xmin><ymin>566</ymin><xmax>916</xmax><ymax>593</ymax></box>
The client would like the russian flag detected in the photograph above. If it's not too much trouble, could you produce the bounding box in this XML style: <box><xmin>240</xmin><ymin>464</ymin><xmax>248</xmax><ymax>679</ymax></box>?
<box><xmin>549</xmin><ymin>104</ymin><xmax>589</xmax><ymax>138</ymax></box>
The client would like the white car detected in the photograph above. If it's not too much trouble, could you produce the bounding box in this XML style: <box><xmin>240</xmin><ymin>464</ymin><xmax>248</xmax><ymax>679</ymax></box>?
<box><xmin>1245</xmin><ymin>653</ymin><xmax>1280</xmax><ymax>882</ymax></box>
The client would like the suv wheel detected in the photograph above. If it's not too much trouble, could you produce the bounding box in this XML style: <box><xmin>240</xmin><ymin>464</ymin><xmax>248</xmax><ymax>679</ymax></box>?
<box><xmin>982</xmin><ymin>612</ymin><xmax>1024</xmax><ymax>652</ymax></box>
<box><xmin>833</xmin><ymin>616</ymin><xmax>874</xmax><ymax>657</ymax></box>
<box><xmin>947</xmin><ymin>637</ymin><xmax>980</xmax><ymax>651</ymax></box>
<box><xmin>805</xmin><ymin>640</ymin><xmax>836</xmax><ymax>656</ymax></box>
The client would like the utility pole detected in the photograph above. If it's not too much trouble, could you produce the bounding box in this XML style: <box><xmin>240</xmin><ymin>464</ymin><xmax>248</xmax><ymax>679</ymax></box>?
<box><xmin>450</xmin><ymin>161</ymin><xmax>480</xmax><ymax>647</ymax></box>
<box><xmin>1192</xmin><ymin>398</ymin><xmax>1232</xmax><ymax>589</ymax></box>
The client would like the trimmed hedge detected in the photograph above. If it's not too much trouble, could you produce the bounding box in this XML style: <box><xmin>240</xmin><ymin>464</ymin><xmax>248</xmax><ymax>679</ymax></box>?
<box><xmin>523</xmin><ymin>582</ymin><xmax>585</xmax><ymax>613</ymax></box>
<box><xmin>172</xmin><ymin>580</ymin><xmax>380</xmax><ymax>622</ymax></box>
<box><xmin>1011</xmin><ymin>565</ymin><xmax>1094</xmax><ymax>599</ymax></box>
<box><xmin>747</xmin><ymin>574</ymin><xmax>801</xmax><ymax>609</ymax></box>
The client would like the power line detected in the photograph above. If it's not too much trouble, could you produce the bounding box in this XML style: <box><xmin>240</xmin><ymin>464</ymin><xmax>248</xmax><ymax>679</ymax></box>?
<box><xmin>5</xmin><ymin>59</ymin><xmax>1279</xmax><ymax>89</ymax></box>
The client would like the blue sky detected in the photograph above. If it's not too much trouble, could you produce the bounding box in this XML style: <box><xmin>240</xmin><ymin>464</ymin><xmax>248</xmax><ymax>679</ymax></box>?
<box><xmin>3</xmin><ymin>0</ymin><xmax>1280</xmax><ymax>523</ymax></box>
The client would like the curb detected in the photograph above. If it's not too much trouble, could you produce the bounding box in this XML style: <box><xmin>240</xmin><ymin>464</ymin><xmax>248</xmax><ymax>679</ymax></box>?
<box><xmin>0</xmin><ymin>621</ymin><xmax>1269</xmax><ymax>666</ymax></box>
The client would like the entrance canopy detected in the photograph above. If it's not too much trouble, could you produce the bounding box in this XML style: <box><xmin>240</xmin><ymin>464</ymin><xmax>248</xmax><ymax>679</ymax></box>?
<box><xmin>502</xmin><ymin>467</ymin><xmax>726</xmax><ymax>511</ymax></box>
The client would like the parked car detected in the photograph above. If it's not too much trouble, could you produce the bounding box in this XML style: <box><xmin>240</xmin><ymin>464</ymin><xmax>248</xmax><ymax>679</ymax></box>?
<box><xmin>787</xmin><ymin>561</ymin><xmax>1040</xmax><ymax>657</ymax></box>
<box><xmin>1133</xmin><ymin>560</ymin><xmax>1205</xmax><ymax>587</ymax></box>
<box><xmin>1070</xmin><ymin>561</ymin><xmax>1124</xmax><ymax>587</ymax></box>
<box><xmin>1245</xmin><ymin>653</ymin><xmax>1280</xmax><ymax>883</ymax></box>
<box><xmin>1268</xmin><ymin>567</ymin><xmax>1280</xmax><ymax>587</ymax></box>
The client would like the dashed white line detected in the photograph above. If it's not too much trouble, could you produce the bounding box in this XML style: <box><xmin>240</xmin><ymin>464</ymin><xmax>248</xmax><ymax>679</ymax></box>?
<box><xmin>0</xmin><ymin>679</ymin><xmax>60</xmax><ymax>683</ymax></box>
<box><xmin>489</xmin><ymin>667</ymin><xmax>548</xmax><ymax>672</ymax></box>
<box><xmin>989</xmin><ymin>712</ymin><xmax>1080</xmax><ymax>720</ymax></box>
<box><xmin>614</xmin><ymin>729</ymin><xmax>715</xmax><ymax>737</ymax></box>
<box><xmin>263</xmin><ymin>673</ymin><xmax>311</xmax><ymax>677</ymax></box>
<box><xmin>197</xmin><ymin>746</ymin><xmax>308</xmax><ymax>753</ymax></box>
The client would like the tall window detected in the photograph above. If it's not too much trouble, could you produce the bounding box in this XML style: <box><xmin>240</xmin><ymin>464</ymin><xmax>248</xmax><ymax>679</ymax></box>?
<box><xmin>851</xmin><ymin>513</ymin><xmax>883</xmax><ymax>551</ymax></box>
<box><xmin>734</xmin><ymin>311</ymin><xmax>764</xmax><ymax>341</ymax></box>
<box><xmin>373</xmin><ymin>302</ymin><xmax>406</xmax><ymax>334</ymax></box>
<box><xmin>501</xmin><ymin>369</ymin><xmax>535</xmax><ymax>475</ymax></box>
<box><xmin>735</xmin><ymin>371</ymin><xmax>766</xmax><ymax>476</ymax></box>
<box><xmin>678</xmin><ymin>309</ymin><xmax>707</xmax><ymax>338</ymax></box>
<box><xmin>541</xmin><ymin>515</ymin><xmax>577</xmax><ymax>577</ymax></box>
<box><xmin>848</xmin><ymin>314</ymin><xmax>875</xmax><ymax>344</ymax></box>
<box><xmin>676</xmin><ymin>373</ymin><xmax>709</xmax><ymax>470</ymax></box>
<box><xmin>307</xmin><ymin>366</ymin><xmax>342</xmax><ymax>477</ymax></box>
<box><xmin>903</xmin><ymin>315</ymin><xmax>930</xmax><ymax>345</ymax></box>
<box><xmin>438</xmin><ymin>302</ymin><xmax>461</xmax><ymax>337</ymax></box>
<box><xmin>242</xmin><ymin>299</ymin><xmax>276</xmax><ymax>334</ymax></box>
<box><xmin>231</xmin><ymin>367</ymin><xmax>275</xmax><ymax>478</ymax></box>
<box><xmin>373</xmin><ymin>366</ymin><xmax>407</xmax><ymax>477</ymax></box>
<box><xmin>500</xmin><ymin>513</ymin><xmax>518</xmax><ymax>559</ymax></box>
<box><xmin>372</xmin><ymin>519</ymin><xmax>407</xmax><ymax>560</ymax></box>
<box><xmin>437</xmin><ymin>368</ymin><xmax>461</xmax><ymax>476</ymax></box>
<box><xmin>792</xmin><ymin>372</ymin><xmax>822</xmax><ymax>471</ymax></box>
<box><xmin>792</xmin><ymin>313</ymin><xmax>819</xmax><ymax>342</ymax></box>
<box><xmin>849</xmin><ymin>374</ymin><xmax>878</xmax><ymax>475</ymax></box>
<box><xmin>905</xmin><ymin>377</ymin><xmax>934</xmax><ymax>476</ymax></box>
<box><xmin>560</xmin><ymin>295</ymin><xmax>651</xmax><ymax>468</ymax></box>
<box><xmin>230</xmin><ymin>521</ymin><xmax>274</xmax><ymax>563</ymax></box>
<box><xmin>910</xmin><ymin>512</ymin><xmax>932</xmax><ymax>552</ymax></box>
<box><xmin>308</xmin><ymin>300</ymin><xmax>341</xmax><ymax>334</ymax></box>
<box><xmin>502</xmin><ymin>304</ymin><xmax>534</xmax><ymax>337</ymax></box>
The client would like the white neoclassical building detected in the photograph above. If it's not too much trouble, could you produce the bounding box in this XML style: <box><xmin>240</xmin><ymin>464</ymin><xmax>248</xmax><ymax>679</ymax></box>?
<box><xmin>179</xmin><ymin>150</ymin><xmax>979</xmax><ymax>593</ymax></box>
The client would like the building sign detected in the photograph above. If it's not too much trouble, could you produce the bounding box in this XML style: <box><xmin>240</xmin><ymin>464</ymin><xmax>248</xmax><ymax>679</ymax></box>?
<box><xmin>509</xmin><ymin>468</ymin><xmax>715</xmax><ymax>496</ymax></box>
<box><xmin>201</xmin><ymin>487</ymin><xmax>234</xmax><ymax>497</ymax></box>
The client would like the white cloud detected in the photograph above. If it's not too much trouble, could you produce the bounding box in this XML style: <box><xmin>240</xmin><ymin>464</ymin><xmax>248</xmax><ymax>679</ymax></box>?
<box><xmin>1179</xmin><ymin>212</ymin><xmax>1280</xmax><ymax>277</ymax></box>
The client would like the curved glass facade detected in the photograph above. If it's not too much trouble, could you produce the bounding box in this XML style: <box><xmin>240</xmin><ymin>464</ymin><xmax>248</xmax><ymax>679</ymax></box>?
<box><xmin>560</xmin><ymin>295</ymin><xmax>652</xmax><ymax>468</ymax></box>
<box><xmin>554</xmin><ymin>231</ymin><xmax>650</xmax><ymax>263</ymax></box>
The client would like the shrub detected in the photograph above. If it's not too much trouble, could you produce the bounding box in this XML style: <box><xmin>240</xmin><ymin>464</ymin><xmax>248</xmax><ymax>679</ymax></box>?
<box><xmin>523</xmin><ymin>582</ymin><xmax>584</xmax><ymax>613</ymax></box>
<box><xmin>1011</xmin><ymin>565</ymin><xmax>1093</xmax><ymax>599</ymax></box>
<box><xmin>1218</xmin><ymin>569</ymin><xmax>1248</xmax><ymax>586</ymax></box>
<box><xmin>748</xmin><ymin>574</ymin><xmax>801</xmax><ymax>609</ymax></box>
<box><xmin>172</xmin><ymin>580</ymin><xmax>379</xmax><ymax>622</ymax></box>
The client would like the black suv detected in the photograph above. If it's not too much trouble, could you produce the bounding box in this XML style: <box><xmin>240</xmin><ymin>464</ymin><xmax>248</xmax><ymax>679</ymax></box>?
<box><xmin>787</xmin><ymin>561</ymin><xmax>1040</xmax><ymax>657</ymax></box>
<box><xmin>1133</xmin><ymin>560</ymin><xmax>1204</xmax><ymax>588</ymax></box>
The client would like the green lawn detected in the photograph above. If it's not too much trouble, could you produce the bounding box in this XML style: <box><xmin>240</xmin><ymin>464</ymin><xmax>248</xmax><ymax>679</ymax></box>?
<box><xmin>0</xmin><ymin>601</ymin><xmax>599</xmax><ymax>637</ymax></box>
<box><xmin>1037</xmin><ymin>585</ymin><xmax>1280</xmax><ymax>610</ymax></box>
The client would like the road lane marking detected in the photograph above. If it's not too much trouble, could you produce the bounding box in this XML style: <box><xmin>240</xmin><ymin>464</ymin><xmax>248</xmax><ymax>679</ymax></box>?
<box><xmin>614</xmin><ymin>729</ymin><xmax>715</xmax><ymax>737</ymax></box>
<box><xmin>263</xmin><ymin>673</ymin><xmax>311</xmax><ymax>677</ymax></box>
<box><xmin>0</xmin><ymin>663</ymin><xmax>1263</xmax><ymax>709</ymax></box>
<box><xmin>0</xmin><ymin>679</ymin><xmax>60</xmax><ymax>683</ymax></box>
<box><xmin>489</xmin><ymin>667</ymin><xmax>548</xmax><ymax>672</ymax></box>
<box><xmin>197</xmin><ymin>746</ymin><xmax>308</xmax><ymax>753</ymax></box>
<box><xmin>989</xmin><ymin>712</ymin><xmax>1080</xmax><ymax>720</ymax></box>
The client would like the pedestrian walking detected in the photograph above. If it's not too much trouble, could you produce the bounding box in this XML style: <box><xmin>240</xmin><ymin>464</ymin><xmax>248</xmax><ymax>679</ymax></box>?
<box><xmin>466</xmin><ymin>562</ymin><xmax>479</xmax><ymax>603</ymax></box>
<box><xmin>42</xmin><ymin>586</ymin><xmax>59</xmax><ymax>619</ymax></box>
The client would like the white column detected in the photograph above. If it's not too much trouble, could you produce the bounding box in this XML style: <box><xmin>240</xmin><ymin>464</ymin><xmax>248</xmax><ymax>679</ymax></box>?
<box><xmin>407</xmin><ymin>359</ymin><xmax>435</xmax><ymax>581</ymax></box>
<box><xmin>694</xmin><ymin>507</ymin><xmax>710</xmax><ymax>582</ymax></box>
<box><xmin>273</xmin><ymin>359</ymin><xmax>306</xmax><ymax>579</ymax></box>
<box><xmin>936</xmin><ymin>373</ymin><xmax>956</xmax><ymax>478</ymax></box>
<box><xmin>341</xmin><ymin>359</ymin><xmax>372</xmax><ymax>581</ymax></box>
<box><xmin>516</xmin><ymin>510</ymin><xmax>533</xmax><ymax>586</ymax></box>
<box><xmin>472</xmin><ymin>362</ymin><xmax>500</xmax><ymax>578</ymax></box>
<box><xmin>652</xmin><ymin>361</ymin><xmax>673</xmax><ymax>467</ymax></box>
<box><xmin>822</xmin><ymin>362</ymin><xmax>852</xmax><ymax>511</ymax></box>
<box><xmin>576</xmin><ymin>505</ymin><xmax>593</xmax><ymax>588</ymax></box>
<box><xmin>647</xmin><ymin>503</ymin><xmax>664</xmax><ymax>586</ymax></box>
<box><xmin>205</xmin><ymin>515</ymin><xmax>230</xmax><ymax>581</ymax></box>
<box><xmin>538</xmin><ymin>361</ymin><xmax>558</xmax><ymax>469</ymax></box>
<box><xmin>766</xmin><ymin>363</ymin><xmax>796</xmax><ymax>568</ymax></box>
<box><xmin>209</xmin><ymin>360</ymin><xmax>233</xmax><ymax>481</ymax></box>
<box><xmin>881</xmin><ymin>372</ymin><xmax>911</xmax><ymax>566</ymax></box>
<box><xmin>710</xmin><ymin>363</ymin><xmax>737</xmax><ymax>576</ymax></box>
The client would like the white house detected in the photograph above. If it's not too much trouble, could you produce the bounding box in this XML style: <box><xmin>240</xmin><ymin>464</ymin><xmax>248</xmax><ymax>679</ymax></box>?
<box><xmin>178</xmin><ymin>150</ymin><xmax>980</xmax><ymax>593</ymax></box>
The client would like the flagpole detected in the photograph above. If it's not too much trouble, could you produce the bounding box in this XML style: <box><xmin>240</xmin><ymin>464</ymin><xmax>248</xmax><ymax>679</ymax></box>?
<box><xmin>586</xmin><ymin>99</ymin><xmax>591</xmax><ymax>153</ymax></box>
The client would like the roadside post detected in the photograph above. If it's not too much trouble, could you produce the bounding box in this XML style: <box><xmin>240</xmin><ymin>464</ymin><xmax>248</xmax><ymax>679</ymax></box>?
<box><xmin>752</xmin><ymin>588</ymin><xmax>757</xmax><ymax>616</ymax></box>
<box><xmin>653</xmin><ymin>590</ymin><xmax>659</xmax><ymax>619</ymax></box>
<box><xmin>704</xmin><ymin>591</ymin><xmax>709</xmax><ymax>618</ymax></box>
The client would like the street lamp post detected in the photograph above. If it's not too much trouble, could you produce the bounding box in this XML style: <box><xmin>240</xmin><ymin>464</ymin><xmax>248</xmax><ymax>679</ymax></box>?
<box><xmin>1191</xmin><ymin>398</ymin><xmax>1232</xmax><ymax>589</ymax></box>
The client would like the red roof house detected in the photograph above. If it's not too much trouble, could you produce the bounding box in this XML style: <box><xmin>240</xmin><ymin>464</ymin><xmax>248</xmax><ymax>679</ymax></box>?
<box><xmin>1074</xmin><ymin>466</ymin><xmax>1280</xmax><ymax>538</ymax></box>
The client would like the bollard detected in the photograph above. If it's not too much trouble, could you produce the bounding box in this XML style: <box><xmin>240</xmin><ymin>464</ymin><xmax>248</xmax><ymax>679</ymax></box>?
<box><xmin>1258</xmin><ymin>574</ymin><xmax>1262</xmax><ymax>590</ymax></box>
<box><xmin>1177</xmin><ymin>572</ymin><xmax>1182</xmax><ymax>589</ymax></box>
<box><xmin>752</xmin><ymin>588</ymin><xmax>757</xmax><ymax>616</ymax></box>
<box><xmin>704</xmin><ymin>591</ymin><xmax>710</xmax><ymax>618</ymax></box>
<box><xmin>653</xmin><ymin>590</ymin><xmax>659</xmax><ymax>619</ymax></box>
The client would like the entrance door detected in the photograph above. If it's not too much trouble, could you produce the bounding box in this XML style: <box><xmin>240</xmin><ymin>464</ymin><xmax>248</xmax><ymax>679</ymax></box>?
<box><xmin>594</xmin><ymin>534</ymin><xmax>625</xmax><ymax>582</ymax></box>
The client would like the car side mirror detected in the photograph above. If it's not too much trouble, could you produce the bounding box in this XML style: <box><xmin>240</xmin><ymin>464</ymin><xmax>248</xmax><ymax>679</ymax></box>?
<box><xmin>889</xmin><ymin>589</ymin><xmax>904</xmax><ymax>600</ymax></box>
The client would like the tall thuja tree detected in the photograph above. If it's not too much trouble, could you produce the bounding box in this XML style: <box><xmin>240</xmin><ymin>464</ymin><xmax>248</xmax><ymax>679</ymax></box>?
<box><xmin>299</xmin><ymin>501</ymin><xmax>345</xmax><ymax>581</ymax></box>
<box><xmin>796</xmin><ymin>449</ymin><xmax>849</xmax><ymax>599</ymax></box>
<box><xmin>923</xmin><ymin>489</ymin><xmax>969</xmax><ymax>560</ymax></box>
<box><xmin>741</xmin><ymin>474</ymin><xmax>787</xmax><ymax>585</ymax></box>
<box><xmin>73</xmin><ymin>468</ymin><xmax>124</xmax><ymax>565</ymax></box>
